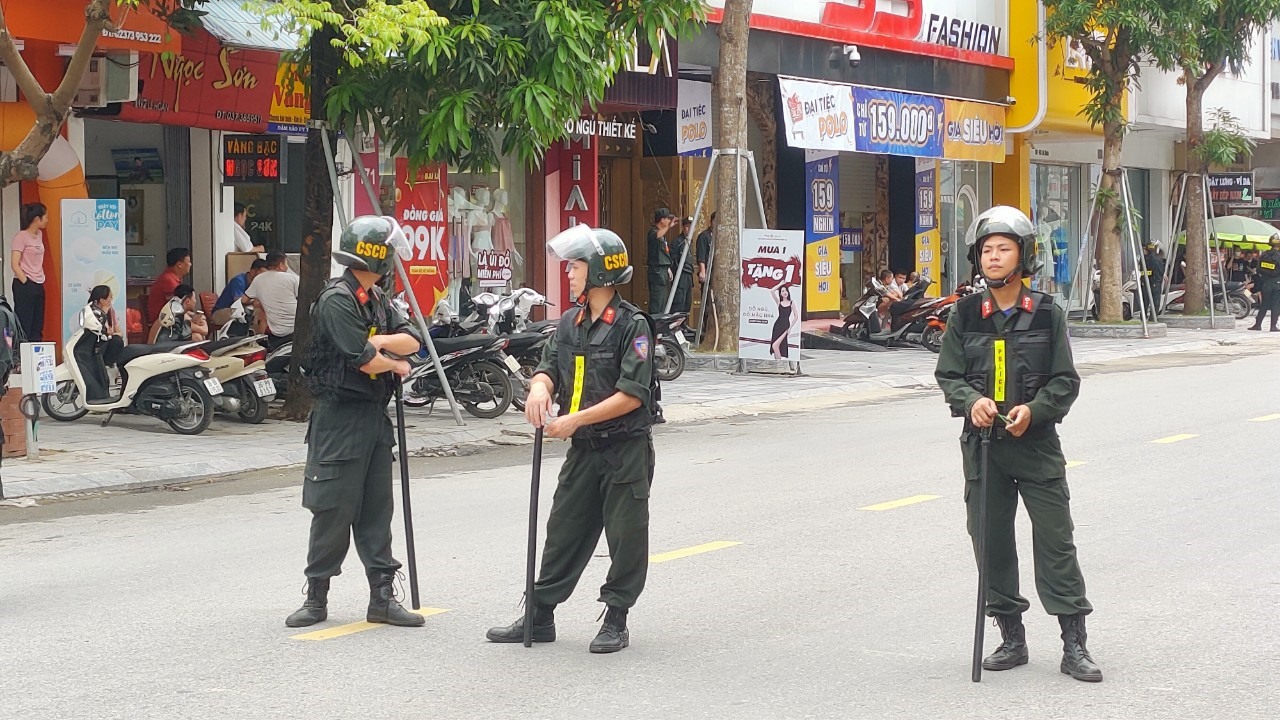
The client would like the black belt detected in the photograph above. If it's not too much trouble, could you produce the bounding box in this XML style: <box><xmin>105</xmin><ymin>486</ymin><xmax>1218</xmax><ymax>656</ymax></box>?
<box><xmin>571</xmin><ymin>431</ymin><xmax>650</xmax><ymax>450</ymax></box>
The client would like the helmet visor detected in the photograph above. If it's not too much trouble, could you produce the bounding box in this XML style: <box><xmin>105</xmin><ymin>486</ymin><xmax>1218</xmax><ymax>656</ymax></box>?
<box><xmin>547</xmin><ymin>224</ymin><xmax>604</xmax><ymax>263</ymax></box>
<box><xmin>382</xmin><ymin>216</ymin><xmax>413</xmax><ymax>262</ymax></box>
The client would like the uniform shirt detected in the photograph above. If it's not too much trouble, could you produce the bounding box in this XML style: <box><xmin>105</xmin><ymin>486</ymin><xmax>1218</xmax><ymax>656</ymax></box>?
<box><xmin>935</xmin><ymin>288</ymin><xmax>1080</xmax><ymax>429</ymax></box>
<box><xmin>672</xmin><ymin>233</ymin><xmax>695</xmax><ymax>275</ymax></box>
<box><xmin>535</xmin><ymin>293</ymin><xmax>653</xmax><ymax>408</ymax></box>
<box><xmin>246</xmin><ymin>269</ymin><xmax>300</xmax><ymax>336</ymax></box>
<box><xmin>314</xmin><ymin>271</ymin><xmax>421</xmax><ymax>379</ymax></box>
<box><xmin>647</xmin><ymin>227</ymin><xmax>672</xmax><ymax>275</ymax></box>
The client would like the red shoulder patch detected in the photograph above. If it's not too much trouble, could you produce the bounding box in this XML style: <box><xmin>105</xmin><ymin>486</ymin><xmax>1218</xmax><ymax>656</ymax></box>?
<box><xmin>981</xmin><ymin>298</ymin><xmax>994</xmax><ymax>319</ymax></box>
<box><xmin>355</xmin><ymin>287</ymin><xmax>370</xmax><ymax>305</ymax></box>
<box><xmin>1020</xmin><ymin>293</ymin><xmax>1035</xmax><ymax>312</ymax></box>
<box><xmin>602</xmin><ymin>306</ymin><xmax>617</xmax><ymax>325</ymax></box>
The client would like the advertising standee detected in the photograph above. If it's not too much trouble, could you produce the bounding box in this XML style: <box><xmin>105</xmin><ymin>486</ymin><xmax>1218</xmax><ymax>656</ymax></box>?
<box><xmin>914</xmin><ymin>158</ymin><xmax>942</xmax><ymax>297</ymax></box>
<box><xmin>738</xmin><ymin>229</ymin><xmax>805</xmax><ymax>361</ymax></box>
<box><xmin>60</xmin><ymin>199</ymin><xmax>127</xmax><ymax>346</ymax></box>
<box><xmin>804</xmin><ymin>150</ymin><xmax>842</xmax><ymax>313</ymax></box>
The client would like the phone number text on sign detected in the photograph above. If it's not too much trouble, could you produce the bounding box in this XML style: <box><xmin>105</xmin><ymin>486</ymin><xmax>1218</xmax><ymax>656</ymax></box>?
<box><xmin>852</xmin><ymin>87</ymin><xmax>944</xmax><ymax>158</ymax></box>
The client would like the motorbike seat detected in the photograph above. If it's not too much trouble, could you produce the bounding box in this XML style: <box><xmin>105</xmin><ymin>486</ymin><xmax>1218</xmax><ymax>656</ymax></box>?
<box><xmin>430</xmin><ymin>335</ymin><xmax>502</xmax><ymax>354</ymax></box>
<box><xmin>115</xmin><ymin>342</ymin><xmax>186</xmax><ymax>367</ymax></box>
<box><xmin>503</xmin><ymin>332</ymin><xmax>547</xmax><ymax>353</ymax></box>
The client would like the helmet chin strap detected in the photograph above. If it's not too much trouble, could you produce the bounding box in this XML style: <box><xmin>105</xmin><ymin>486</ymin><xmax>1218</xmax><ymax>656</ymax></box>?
<box><xmin>984</xmin><ymin>269</ymin><xmax>1020</xmax><ymax>288</ymax></box>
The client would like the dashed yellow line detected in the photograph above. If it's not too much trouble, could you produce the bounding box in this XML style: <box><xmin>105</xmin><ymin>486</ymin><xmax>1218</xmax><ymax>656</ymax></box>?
<box><xmin>859</xmin><ymin>495</ymin><xmax>942</xmax><ymax>512</ymax></box>
<box><xmin>291</xmin><ymin>608</ymin><xmax>449</xmax><ymax>641</ymax></box>
<box><xmin>649</xmin><ymin>541</ymin><xmax>741</xmax><ymax>564</ymax></box>
<box><xmin>1152</xmin><ymin>434</ymin><xmax>1198</xmax><ymax>444</ymax></box>
<box><xmin>1249</xmin><ymin>414</ymin><xmax>1280</xmax><ymax>423</ymax></box>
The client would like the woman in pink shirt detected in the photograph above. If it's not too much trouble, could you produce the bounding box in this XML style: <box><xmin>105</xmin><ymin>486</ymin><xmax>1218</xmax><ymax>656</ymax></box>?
<box><xmin>11</xmin><ymin>203</ymin><xmax>48</xmax><ymax>342</ymax></box>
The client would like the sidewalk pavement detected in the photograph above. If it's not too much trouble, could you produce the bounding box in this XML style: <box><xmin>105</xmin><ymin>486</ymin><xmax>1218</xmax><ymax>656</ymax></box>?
<box><xmin>2</xmin><ymin>323</ymin><xmax>1276</xmax><ymax>500</ymax></box>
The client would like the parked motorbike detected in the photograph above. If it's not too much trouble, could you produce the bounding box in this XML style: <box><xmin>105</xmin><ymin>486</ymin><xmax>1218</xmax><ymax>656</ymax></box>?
<box><xmin>920</xmin><ymin>282</ymin><xmax>977</xmax><ymax>353</ymax></box>
<box><xmin>42</xmin><ymin>318</ymin><xmax>221</xmax><ymax>435</ymax></box>
<box><xmin>651</xmin><ymin>312</ymin><xmax>691</xmax><ymax>381</ymax></box>
<box><xmin>1157</xmin><ymin>278</ymin><xmax>1251</xmax><ymax>320</ymax></box>
<box><xmin>185</xmin><ymin>336</ymin><xmax>276</xmax><ymax>423</ymax></box>
<box><xmin>402</xmin><ymin>335</ymin><xmax>515</xmax><ymax>419</ymax></box>
<box><xmin>843</xmin><ymin>277</ymin><xmax>939</xmax><ymax>347</ymax></box>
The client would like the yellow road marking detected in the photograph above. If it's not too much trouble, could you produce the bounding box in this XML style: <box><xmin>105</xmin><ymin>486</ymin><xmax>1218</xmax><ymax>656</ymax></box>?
<box><xmin>1066</xmin><ymin>461</ymin><xmax>1087</xmax><ymax>469</ymax></box>
<box><xmin>859</xmin><ymin>494</ymin><xmax>942</xmax><ymax>512</ymax></box>
<box><xmin>1249</xmin><ymin>414</ymin><xmax>1280</xmax><ymax>423</ymax></box>
<box><xmin>291</xmin><ymin>608</ymin><xmax>449</xmax><ymax>641</ymax></box>
<box><xmin>649</xmin><ymin>541</ymin><xmax>741</xmax><ymax>564</ymax></box>
<box><xmin>1152</xmin><ymin>434</ymin><xmax>1198</xmax><ymax>444</ymax></box>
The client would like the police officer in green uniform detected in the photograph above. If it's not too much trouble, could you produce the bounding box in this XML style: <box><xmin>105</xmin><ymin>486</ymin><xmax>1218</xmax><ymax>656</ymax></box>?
<box><xmin>1249</xmin><ymin>234</ymin><xmax>1280</xmax><ymax>331</ymax></box>
<box><xmin>285</xmin><ymin>216</ymin><xmax>425</xmax><ymax>629</ymax></box>
<box><xmin>486</xmin><ymin>224</ymin><xmax>657</xmax><ymax>653</ymax></box>
<box><xmin>935</xmin><ymin>206</ymin><xmax>1102</xmax><ymax>683</ymax></box>
<box><xmin>648</xmin><ymin>208</ymin><xmax>675</xmax><ymax>313</ymax></box>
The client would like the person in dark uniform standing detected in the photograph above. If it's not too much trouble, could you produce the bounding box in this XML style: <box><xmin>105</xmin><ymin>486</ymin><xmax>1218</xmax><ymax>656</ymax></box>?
<box><xmin>286</xmin><ymin>216</ymin><xmax>425</xmax><ymax>629</ymax></box>
<box><xmin>1141</xmin><ymin>242</ymin><xmax>1166</xmax><ymax>319</ymax></box>
<box><xmin>1249</xmin><ymin>234</ymin><xmax>1280</xmax><ymax>331</ymax></box>
<box><xmin>648</xmin><ymin>208</ymin><xmax>675</xmax><ymax>313</ymax></box>
<box><xmin>487</xmin><ymin>224</ymin><xmax>657</xmax><ymax>653</ymax></box>
<box><xmin>670</xmin><ymin>217</ymin><xmax>696</xmax><ymax>314</ymax></box>
<box><xmin>935</xmin><ymin>206</ymin><xmax>1102</xmax><ymax>683</ymax></box>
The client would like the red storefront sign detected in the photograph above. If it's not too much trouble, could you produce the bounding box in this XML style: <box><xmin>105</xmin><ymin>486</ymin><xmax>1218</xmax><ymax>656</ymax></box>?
<box><xmin>395</xmin><ymin>159</ymin><xmax>449</xmax><ymax>313</ymax></box>
<box><xmin>555</xmin><ymin>137</ymin><xmax>599</xmax><ymax>309</ymax></box>
<box><xmin>117</xmin><ymin>30</ymin><xmax>277</xmax><ymax>132</ymax></box>
<box><xmin>353</xmin><ymin>135</ymin><xmax>381</xmax><ymax>217</ymax></box>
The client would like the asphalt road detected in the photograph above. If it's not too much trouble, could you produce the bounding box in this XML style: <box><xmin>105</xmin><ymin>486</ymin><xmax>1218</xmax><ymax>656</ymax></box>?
<box><xmin>1</xmin><ymin>345</ymin><xmax>1278</xmax><ymax>719</ymax></box>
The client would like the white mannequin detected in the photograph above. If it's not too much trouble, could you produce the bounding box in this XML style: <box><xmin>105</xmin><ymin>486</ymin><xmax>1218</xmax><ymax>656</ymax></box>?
<box><xmin>469</xmin><ymin>186</ymin><xmax>495</xmax><ymax>252</ymax></box>
<box><xmin>449</xmin><ymin>185</ymin><xmax>480</xmax><ymax>217</ymax></box>
<box><xmin>491</xmin><ymin>188</ymin><xmax>509</xmax><ymax>218</ymax></box>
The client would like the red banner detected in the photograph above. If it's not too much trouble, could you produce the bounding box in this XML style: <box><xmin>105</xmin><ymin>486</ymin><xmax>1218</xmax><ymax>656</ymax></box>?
<box><xmin>555</xmin><ymin>137</ymin><xmax>599</xmax><ymax>308</ymax></box>
<box><xmin>741</xmin><ymin>255</ymin><xmax>803</xmax><ymax>290</ymax></box>
<box><xmin>395</xmin><ymin>159</ymin><xmax>449</xmax><ymax>313</ymax></box>
<box><xmin>353</xmin><ymin>135</ymin><xmax>381</xmax><ymax>217</ymax></box>
<box><xmin>117</xmin><ymin>30</ymin><xmax>277</xmax><ymax>133</ymax></box>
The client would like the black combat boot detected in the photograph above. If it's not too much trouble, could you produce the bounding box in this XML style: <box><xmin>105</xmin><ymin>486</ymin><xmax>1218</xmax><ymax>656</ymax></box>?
<box><xmin>285</xmin><ymin>578</ymin><xmax>330</xmax><ymax>628</ymax></box>
<box><xmin>366</xmin><ymin>574</ymin><xmax>425</xmax><ymax>627</ymax></box>
<box><xmin>589</xmin><ymin>606</ymin><xmax>629</xmax><ymax>654</ymax></box>
<box><xmin>485</xmin><ymin>604</ymin><xmax>557</xmax><ymax>643</ymax></box>
<box><xmin>983</xmin><ymin>614</ymin><xmax>1029</xmax><ymax>671</ymax></box>
<box><xmin>1059</xmin><ymin>614</ymin><xmax>1103</xmax><ymax>682</ymax></box>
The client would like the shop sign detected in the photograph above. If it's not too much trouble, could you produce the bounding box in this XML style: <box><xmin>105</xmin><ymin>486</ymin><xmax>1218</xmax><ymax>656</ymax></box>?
<box><xmin>476</xmin><ymin>250</ymin><xmax>513</xmax><ymax>288</ymax></box>
<box><xmin>556</xmin><ymin>137</ymin><xmax>600</xmax><ymax>309</ymax></box>
<box><xmin>914</xmin><ymin>158</ymin><xmax>941</xmax><ymax>297</ymax></box>
<box><xmin>269</xmin><ymin>63</ymin><xmax>311</xmax><ymax>136</ymax></box>
<box><xmin>779</xmin><ymin>76</ymin><xmax>858</xmax><ymax>153</ymax></box>
<box><xmin>603</xmin><ymin>33</ymin><xmax>678</xmax><ymax>109</ymax></box>
<box><xmin>353</xmin><ymin>134</ymin><xmax>381</xmax><ymax>217</ymax></box>
<box><xmin>60</xmin><ymin>199</ymin><xmax>126</xmax><ymax>347</ymax></box>
<box><xmin>1208</xmin><ymin>172</ymin><xmax>1257</xmax><ymax>207</ymax></box>
<box><xmin>804</xmin><ymin>150</ymin><xmax>841</xmax><ymax>312</ymax></box>
<box><xmin>222</xmin><ymin>134</ymin><xmax>283</xmax><ymax>184</ymax></box>
<box><xmin>395</xmin><ymin>160</ymin><xmax>450</xmax><ymax>313</ymax></box>
<box><xmin>840</xmin><ymin>227</ymin><xmax>864</xmax><ymax>252</ymax></box>
<box><xmin>943</xmin><ymin>99</ymin><xmax>1005</xmax><ymax>163</ymax></box>
<box><xmin>852</xmin><ymin>86</ymin><xmax>944</xmax><ymax>158</ymax></box>
<box><xmin>677</xmin><ymin>80</ymin><xmax>714</xmax><ymax>157</ymax></box>
<box><xmin>564</xmin><ymin>117</ymin><xmax>638</xmax><ymax>140</ymax></box>
<box><xmin>738</xmin><ymin>229</ymin><xmax>805</xmax><ymax>361</ymax></box>
<box><xmin>117</xmin><ymin>30</ymin><xmax>277</xmax><ymax>132</ymax></box>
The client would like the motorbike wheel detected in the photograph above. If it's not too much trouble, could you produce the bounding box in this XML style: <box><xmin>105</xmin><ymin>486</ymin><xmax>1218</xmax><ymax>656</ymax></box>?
<box><xmin>1229</xmin><ymin>296</ymin><xmax>1251</xmax><ymax>320</ymax></box>
<box><xmin>167</xmin><ymin>378</ymin><xmax>215</xmax><ymax>435</ymax></box>
<box><xmin>921</xmin><ymin>326</ymin><xmax>944</xmax><ymax>354</ymax></box>
<box><xmin>462</xmin><ymin>360</ymin><xmax>513</xmax><ymax>419</ymax></box>
<box><xmin>655</xmin><ymin>338</ymin><xmax>686</xmax><ymax>382</ymax></box>
<box><xmin>236</xmin><ymin>385</ymin><xmax>269</xmax><ymax>424</ymax></box>
<box><xmin>42</xmin><ymin>380</ymin><xmax>88</xmax><ymax>421</ymax></box>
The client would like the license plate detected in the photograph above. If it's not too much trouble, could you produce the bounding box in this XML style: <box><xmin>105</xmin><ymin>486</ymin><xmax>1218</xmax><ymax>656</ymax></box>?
<box><xmin>503</xmin><ymin>355</ymin><xmax>521</xmax><ymax>373</ymax></box>
<box><xmin>674</xmin><ymin>330</ymin><xmax>688</xmax><ymax>345</ymax></box>
<box><xmin>203</xmin><ymin>377</ymin><xmax>224</xmax><ymax>396</ymax></box>
<box><xmin>253</xmin><ymin>378</ymin><xmax>276</xmax><ymax>397</ymax></box>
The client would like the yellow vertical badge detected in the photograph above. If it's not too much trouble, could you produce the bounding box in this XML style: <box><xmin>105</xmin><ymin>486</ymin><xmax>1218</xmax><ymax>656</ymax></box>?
<box><xmin>368</xmin><ymin>326</ymin><xmax>379</xmax><ymax>379</ymax></box>
<box><xmin>570</xmin><ymin>355</ymin><xmax>586</xmax><ymax>413</ymax></box>
<box><xmin>992</xmin><ymin>339</ymin><xmax>1006</xmax><ymax>403</ymax></box>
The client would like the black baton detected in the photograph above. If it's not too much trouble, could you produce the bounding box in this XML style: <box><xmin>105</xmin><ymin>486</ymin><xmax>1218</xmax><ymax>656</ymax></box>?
<box><xmin>971</xmin><ymin>427</ymin><xmax>992</xmax><ymax>682</ymax></box>
<box><xmin>394</xmin><ymin>381</ymin><xmax>421</xmax><ymax>610</ymax></box>
<box><xmin>523</xmin><ymin>427</ymin><xmax>545</xmax><ymax>647</ymax></box>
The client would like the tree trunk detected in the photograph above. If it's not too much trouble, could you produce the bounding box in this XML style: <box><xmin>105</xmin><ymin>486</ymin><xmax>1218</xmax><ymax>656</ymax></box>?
<box><xmin>708</xmin><ymin>0</ymin><xmax>753</xmax><ymax>352</ymax></box>
<box><xmin>283</xmin><ymin>26</ymin><xmax>340</xmax><ymax>420</ymax></box>
<box><xmin>1096</xmin><ymin>119</ymin><xmax>1125</xmax><ymax>324</ymax></box>
<box><xmin>1183</xmin><ymin>72</ymin><xmax>1208</xmax><ymax>315</ymax></box>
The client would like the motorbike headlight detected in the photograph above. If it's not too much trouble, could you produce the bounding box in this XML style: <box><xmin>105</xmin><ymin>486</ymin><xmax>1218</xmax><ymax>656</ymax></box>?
<box><xmin>499</xmin><ymin>297</ymin><xmax>515</xmax><ymax>313</ymax></box>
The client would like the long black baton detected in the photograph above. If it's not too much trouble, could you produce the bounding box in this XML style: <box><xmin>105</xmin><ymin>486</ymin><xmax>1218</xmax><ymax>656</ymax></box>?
<box><xmin>394</xmin><ymin>381</ymin><xmax>421</xmax><ymax>610</ymax></box>
<box><xmin>971</xmin><ymin>427</ymin><xmax>992</xmax><ymax>682</ymax></box>
<box><xmin>523</xmin><ymin>427</ymin><xmax>545</xmax><ymax>647</ymax></box>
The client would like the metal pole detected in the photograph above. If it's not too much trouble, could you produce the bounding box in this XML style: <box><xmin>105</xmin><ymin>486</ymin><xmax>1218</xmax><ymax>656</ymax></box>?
<box><xmin>1164</xmin><ymin>173</ymin><xmax>1190</xmax><ymax>312</ymax></box>
<box><xmin>319</xmin><ymin>130</ymin><xmax>349</xmax><ymax>230</ymax></box>
<box><xmin>1202</xmin><ymin>175</ymin><xmax>1217</xmax><ymax>326</ymax></box>
<box><xmin>522</xmin><ymin>427</ymin><xmax>544</xmax><ymax>647</ymax></box>
<box><xmin>734</xmin><ymin>149</ymin><xmax>746</xmax><ymax>375</ymax></box>
<box><xmin>971</xmin><ymin>428</ymin><xmax>992</xmax><ymax>682</ymax></box>
<box><xmin>1120</xmin><ymin>172</ymin><xmax>1151</xmax><ymax>336</ymax></box>
<box><xmin>746</xmin><ymin>152</ymin><xmax>769</xmax><ymax>230</ymax></box>
<box><xmin>393</xmin><ymin>382</ymin><xmax>421</xmax><ymax>610</ymax></box>
<box><xmin>693</xmin><ymin>150</ymin><xmax>722</xmax><ymax>347</ymax></box>
<box><xmin>1070</xmin><ymin>182</ymin><xmax>1101</xmax><ymax>319</ymax></box>
<box><xmin>343</xmin><ymin>134</ymin><xmax>465</xmax><ymax>426</ymax></box>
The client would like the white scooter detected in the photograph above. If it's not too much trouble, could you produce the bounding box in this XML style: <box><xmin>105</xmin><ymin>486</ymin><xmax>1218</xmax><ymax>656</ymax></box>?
<box><xmin>42</xmin><ymin>311</ymin><xmax>223</xmax><ymax>435</ymax></box>
<box><xmin>181</xmin><ymin>335</ymin><xmax>277</xmax><ymax>424</ymax></box>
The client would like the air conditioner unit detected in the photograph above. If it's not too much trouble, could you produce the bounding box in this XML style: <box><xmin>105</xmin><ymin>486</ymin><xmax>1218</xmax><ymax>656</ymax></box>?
<box><xmin>0</xmin><ymin>65</ymin><xmax>17</xmax><ymax>104</ymax></box>
<box><xmin>72</xmin><ymin>51</ymin><xmax>138</xmax><ymax>108</ymax></box>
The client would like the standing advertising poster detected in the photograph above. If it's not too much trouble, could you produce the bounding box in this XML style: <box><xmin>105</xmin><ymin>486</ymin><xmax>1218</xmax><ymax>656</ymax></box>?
<box><xmin>677</xmin><ymin>80</ymin><xmax>713</xmax><ymax>157</ymax></box>
<box><xmin>738</xmin><ymin>229</ymin><xmax>804</xmax><ymax>361</ymax></box>
<box><xmin>852</xmin><ymin>86</ymin><xmax>945</xmax><ymax>158</ymax></box>
<box><xmin>914</xmin><ymin>158</ymin><xmax>942</xmax><ymax>298</ymax></box>
<box><xmin>61</xmin><ymin>199</ymin><xmax>126</xmax><ymax>345</ymax></box>
<box><xmin>804</xmin><ymin>150</ymin><xmax>841</xmax><ymax>312</ymax></box>
<box><xmin>395</xmin><ymin>159</ymin><xmax>449</xmax><ymax>314</ymax></box>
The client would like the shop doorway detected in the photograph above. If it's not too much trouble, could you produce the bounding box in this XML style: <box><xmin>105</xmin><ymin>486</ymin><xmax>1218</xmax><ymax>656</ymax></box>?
<box><xmin>598</xmin><ymin>155</ymin><xmax>642</xmax><ymax>307</ymax></box>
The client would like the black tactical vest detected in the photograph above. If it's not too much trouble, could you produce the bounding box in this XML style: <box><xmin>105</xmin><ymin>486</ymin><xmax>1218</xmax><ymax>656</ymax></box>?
<box><xmin>955</xmin><ymin>291</ymin><xmax>1055</xmax><ymax>415</ymax></box>
<box><xmin>1259</xmin><ymin>250</ymin><xmax>1280</xmax><ymax>288</ymax></box>
<box><xmin>554</xmin><ymin>300</ymin><xmax>654</xmax><ymax>442</ymax></box>
<box><xmin>304</xmin><ymin>275</ymin><xmax>396</xmax><ymax>403</ymax></box>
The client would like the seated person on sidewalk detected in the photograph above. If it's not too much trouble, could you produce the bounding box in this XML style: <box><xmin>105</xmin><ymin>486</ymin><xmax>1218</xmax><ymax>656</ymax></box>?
<box><xmin>867</xmin><ymin>269</ymin><xmax>903</xmax><ymax>335</ymax></box>
<box><xmin>148</xmin><ymin>284</ymin><xmax>208</xmax><ymax>343</ymax></box>
<box><xmin>212</xmin><ymin>258</ymin><xmax>268</xmax><ymax>328</ymax></box>
<box><xmin>147</xmin><ymin>247</ymin><xmax>191</xmax><ymax>323</ymax></box>
<box><xmin>245</xmin><ymin>251</ymin><xmax>298</xmax><ymax>350</ymax></box>
<box><xmin>78</xmin><ymin>285</ymin><xmax>125</xmax><ymax>401</ymax></box>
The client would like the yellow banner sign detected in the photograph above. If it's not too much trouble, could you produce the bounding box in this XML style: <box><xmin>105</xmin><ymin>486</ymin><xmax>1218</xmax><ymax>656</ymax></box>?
<box><xmin>943</xmin><ymin>99</ymin><xmax>1005</xmax><ymax>163</ymax></box>
<box><xmin>269</xmin><ymin>63</ymin><xmax>310</xmax><ymax>133</ymax></box>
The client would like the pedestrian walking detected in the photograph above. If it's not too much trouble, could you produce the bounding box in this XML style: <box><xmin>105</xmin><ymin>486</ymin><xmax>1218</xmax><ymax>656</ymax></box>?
<box><xmin>1249</xmin><ymin>234</ymin><xmax>1280</xmax><ymax>332</ymax></box>
<box><xmin>10</xmin><ymin>202</ymin><xmax>48</xmax><ymax>343</ymax></box>
<box><xmin>935</xmin><ymin>206</ymin><xmax>1102</xmax><ymax>683</ymax></box>
<box><xmin>285</xmin><ymin>216</ymin><xmax>425</xmax><ymax>630</ymax></box>
<box><xmin>487</xmin><ymin>224</ymin><xmax>657</xmax><ymax>653</ymax></box>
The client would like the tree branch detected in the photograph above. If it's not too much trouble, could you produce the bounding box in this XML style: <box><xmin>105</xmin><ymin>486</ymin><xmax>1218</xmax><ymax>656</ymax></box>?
<box><xmin>0</xmin><ymin>5</ymin><xmax>53</xmax><ymax>108</ymax></box>
<box><xmin>50</xmin><ymin>0</ymin><xmax>112</xmax><ymax>116</ymax></box>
